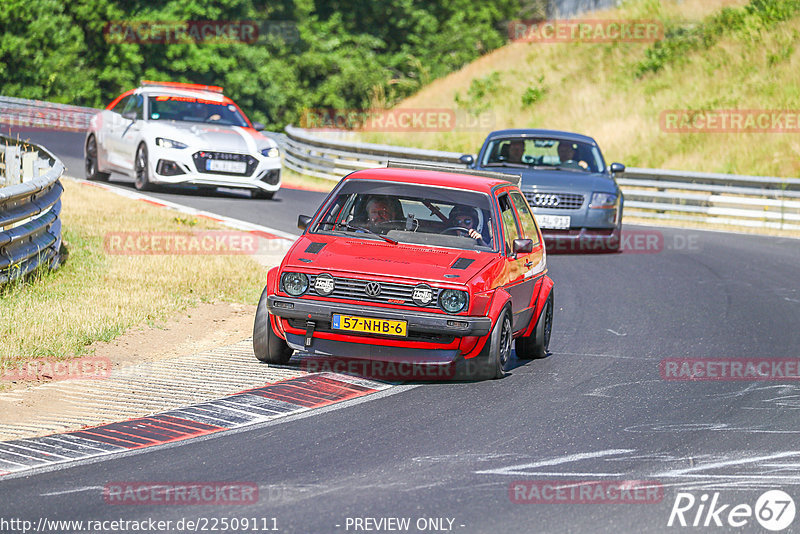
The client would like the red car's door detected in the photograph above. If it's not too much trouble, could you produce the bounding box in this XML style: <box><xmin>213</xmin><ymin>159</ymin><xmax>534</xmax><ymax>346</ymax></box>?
<box><xmin>497</xmin><ymin>190</ymin><xmax>539</xmax><ymax>332</ymax></box>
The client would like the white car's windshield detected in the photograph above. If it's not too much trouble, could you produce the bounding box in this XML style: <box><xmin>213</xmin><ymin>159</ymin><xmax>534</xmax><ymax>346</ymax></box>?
<box><xmin>313</xmin><ymin>180</ymin><xmax>497</xmax><ymax>252</ymax></box>
<box><xmin>482</xmin><ymin>137</ymin><xmax>604</xmax><ymax>173</ymax></box>
<box><xmin>147</xmin><ymin>96</ymin><xmax>249</xmax><ymax>127</ymax></box>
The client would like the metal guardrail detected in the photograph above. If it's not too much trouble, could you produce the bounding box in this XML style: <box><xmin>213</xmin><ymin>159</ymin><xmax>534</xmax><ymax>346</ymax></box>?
<box><xmin>2</xmin><ymin>95</ymin><xmax>798</xmax><ymax>233</ymax></box>
<box><xmin>0</xmin><ymin>135</ymin><xmax>65</xmax><ymax>284</ymax></box>
<box><xmin>284</xmin><ymin>125</ymin><xmax>800</xmax><ymax>231</ymax></box>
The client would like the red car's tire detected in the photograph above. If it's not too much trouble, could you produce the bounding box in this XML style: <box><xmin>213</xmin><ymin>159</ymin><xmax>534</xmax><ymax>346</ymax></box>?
<box><xmin>467</xmin><ymin>307</ymin><xmax>512</xmax><ymax>380</ymax></box>
<box><xmin>253</xmin><ymin>287</ymin><xmax>293</xmax><ymax>364</ymax></box>
<box><xmin>516</xmin><ymin>291</ymin><xmax>553</xmax><ymax>360</ymax></box>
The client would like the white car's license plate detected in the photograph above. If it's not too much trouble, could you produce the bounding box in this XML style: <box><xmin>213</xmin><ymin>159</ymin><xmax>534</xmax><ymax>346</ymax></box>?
<box><xmin>206</xmin><ymin>159</ymin><xmax>247</xmax><ymax>174</ymax></box>
<box><xmin>537</xmin><ymin>215</ymin><xmax>571</xmax><ymax>229</ymax></box>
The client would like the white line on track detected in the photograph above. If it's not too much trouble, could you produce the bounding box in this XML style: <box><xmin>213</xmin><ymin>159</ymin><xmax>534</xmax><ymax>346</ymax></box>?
<box><xmin>474</xmin><ymin>449</ymin><xmax>634</xmax><ymax>476</ymax></box>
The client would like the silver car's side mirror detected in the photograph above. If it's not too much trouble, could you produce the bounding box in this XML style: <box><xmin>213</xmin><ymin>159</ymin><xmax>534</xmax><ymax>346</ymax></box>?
<box><xmin>609</xmin><ymin>162</ymin><xmax>625</xmax><ymax>174</ymax></box>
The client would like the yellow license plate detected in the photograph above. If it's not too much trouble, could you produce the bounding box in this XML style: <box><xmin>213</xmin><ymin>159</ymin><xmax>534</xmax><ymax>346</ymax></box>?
<box><xmin>332</xmin><ymin>314</ymin><xmax>407</xmax><ymax>337</ymax></box>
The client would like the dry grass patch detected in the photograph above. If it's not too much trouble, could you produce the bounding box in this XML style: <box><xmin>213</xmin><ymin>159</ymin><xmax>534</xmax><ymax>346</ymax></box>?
<box><xmin>0</xmin><ymin>179</ymin><xmax>266</xmax><ymax>362</ymax></box>
<box><xmin>356</xmin><ymin>0</ymin><xmax>800</xmax><ymax>179</ymax></box>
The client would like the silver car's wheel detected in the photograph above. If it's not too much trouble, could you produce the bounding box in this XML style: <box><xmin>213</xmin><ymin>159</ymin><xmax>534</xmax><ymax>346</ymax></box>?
<box><xmin>134</xmin><ymin>143</ymin><xmax>152</xmax><ymax>191</ymax></box>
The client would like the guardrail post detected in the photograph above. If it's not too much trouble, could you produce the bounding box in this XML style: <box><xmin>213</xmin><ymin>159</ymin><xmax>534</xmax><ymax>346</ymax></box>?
<box><xmin>22</xmin><ymin>151</ymin><xmax>37</xmax><ymax>182</ymax></box>
<box><xmin>34</xmin><ymin>157</ymin><xmax>48</xmax><ymax>177</ymax></box>
<box><xmin>4</xmin><ymin>145</ymin><xmax>21</xmax><ymax>186</ymax></box>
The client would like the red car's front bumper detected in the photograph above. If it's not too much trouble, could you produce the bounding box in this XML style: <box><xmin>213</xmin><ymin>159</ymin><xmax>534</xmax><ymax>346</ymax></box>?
<box><xmin>267</xmin><ymin>295</ymin><xmax>492</xmax><ymax>364</ymax></box>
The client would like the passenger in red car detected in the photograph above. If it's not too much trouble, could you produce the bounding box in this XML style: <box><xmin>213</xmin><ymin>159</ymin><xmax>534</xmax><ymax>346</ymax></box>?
<box><xmin>447</xmin><ymin>205</ymin><xmax>488</xmax><ymax>246</ymax></box>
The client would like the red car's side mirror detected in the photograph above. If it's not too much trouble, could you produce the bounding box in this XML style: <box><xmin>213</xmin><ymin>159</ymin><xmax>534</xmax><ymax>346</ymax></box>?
<box><xmin>513</xmin><ymin>238</ymin><xmax>533</xmax><ymax>254</ymax></box>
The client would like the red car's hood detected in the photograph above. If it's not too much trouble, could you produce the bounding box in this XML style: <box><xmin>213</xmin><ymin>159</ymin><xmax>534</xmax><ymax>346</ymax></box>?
<box><xmin>284</xmin><ymin>235</ymin><xmax>495</xmax><ymax>284</ymax></box>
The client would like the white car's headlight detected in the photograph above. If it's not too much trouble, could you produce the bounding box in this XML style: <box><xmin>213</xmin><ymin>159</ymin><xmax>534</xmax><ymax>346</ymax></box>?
<box><xmin>156</xmin><ymin>137</ymin><xmax>187</xmax><ymax>149</ymax></box>
<box><xmin>261</xmin><ymin>147</ymin><xmax>280</xmax><ymax>158</ymax></box>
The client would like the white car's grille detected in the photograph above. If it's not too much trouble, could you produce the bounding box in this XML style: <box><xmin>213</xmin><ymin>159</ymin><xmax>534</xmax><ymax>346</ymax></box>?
<box><xmin>192</xmin><ymin>151</ymin><xmax>257</xmax><ymax>177</ymax></box>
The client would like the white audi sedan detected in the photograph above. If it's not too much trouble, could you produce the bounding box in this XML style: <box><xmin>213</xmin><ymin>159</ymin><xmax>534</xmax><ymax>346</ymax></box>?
<box><xmin>84</xmin><ymin>81</ymin><xmax>281</xmax><ymax>199</ymax></box>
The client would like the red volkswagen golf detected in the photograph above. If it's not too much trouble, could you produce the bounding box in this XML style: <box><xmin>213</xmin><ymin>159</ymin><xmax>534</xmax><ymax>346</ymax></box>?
<box><xmin>253</xmin><ymin>165</ymin><xmax>554</xmax><ymax>379</ymax></box>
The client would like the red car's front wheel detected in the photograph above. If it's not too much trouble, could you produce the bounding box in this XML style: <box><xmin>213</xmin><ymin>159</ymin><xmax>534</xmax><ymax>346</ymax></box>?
<box><xmin>253</xmin><ymin>287</ymin><xmax>293</xmax><ymax>364</ymax></box>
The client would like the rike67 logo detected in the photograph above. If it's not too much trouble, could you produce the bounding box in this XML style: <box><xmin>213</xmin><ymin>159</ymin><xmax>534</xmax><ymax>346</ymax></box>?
<box><xmin>668</xmin><ymin>490</ymin><xmax>795</xmax><ymax>531</ymax></box>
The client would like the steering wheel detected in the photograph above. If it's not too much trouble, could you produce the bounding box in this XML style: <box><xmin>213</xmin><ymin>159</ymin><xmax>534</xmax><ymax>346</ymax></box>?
<box><xmin>442</xmin><ymin>226</ymin><xmax>471</xmax><ymax>235</ymax></box>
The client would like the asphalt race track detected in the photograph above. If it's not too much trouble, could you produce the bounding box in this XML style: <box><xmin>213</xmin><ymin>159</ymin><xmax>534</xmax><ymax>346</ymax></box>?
<box><xmin>2</xmin><ymin>126</ymin><xmax>800</xmax><ymax>533</ymax></box>
<box><xmin>6</xmin><ymin>128</ymin><xmax>329</xmax><ymax>237</ymax></box>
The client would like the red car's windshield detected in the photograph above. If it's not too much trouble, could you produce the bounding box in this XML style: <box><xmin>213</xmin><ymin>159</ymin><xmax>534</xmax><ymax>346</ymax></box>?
<box><xmin>312</xmin><ymin>180</ymin><xmax>497</xmax><ymax>252</ymax></box>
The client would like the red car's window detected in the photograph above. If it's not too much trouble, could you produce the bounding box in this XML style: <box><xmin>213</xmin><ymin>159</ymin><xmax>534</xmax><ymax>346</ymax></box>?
<box><xmin>510</xmin><ymin>191</ymin><xmax>540</xmax><ymax>246</ymax></box>
<box><xmin>498</xmin><ymin>193</ymin><xmax>522</xmax><ymax>256</ymax></box>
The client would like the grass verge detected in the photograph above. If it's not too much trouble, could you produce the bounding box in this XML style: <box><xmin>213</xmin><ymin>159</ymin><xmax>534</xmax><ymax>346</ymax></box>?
<box><xmin>0</xmin><ymin>179</ymin><xmax>266</xmax><ymax>363</ymax></box>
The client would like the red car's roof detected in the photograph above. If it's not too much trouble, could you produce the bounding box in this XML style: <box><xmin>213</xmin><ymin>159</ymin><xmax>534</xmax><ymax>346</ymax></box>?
<box><xmin>345</xmin><ymin>167</ymin><xmax>515</xmax><ymax>193</ymax></box>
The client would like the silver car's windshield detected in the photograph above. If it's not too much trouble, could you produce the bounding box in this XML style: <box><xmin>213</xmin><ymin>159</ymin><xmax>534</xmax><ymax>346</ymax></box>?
<box><xmin>147</xmin><ymin>96</ymin><xmax>249</xmax><ymax>127</ymax></box>
<box><xmin>482</xmin><ymin>137</ymin><xmax>604</xmax><ymax>173</ymax></box>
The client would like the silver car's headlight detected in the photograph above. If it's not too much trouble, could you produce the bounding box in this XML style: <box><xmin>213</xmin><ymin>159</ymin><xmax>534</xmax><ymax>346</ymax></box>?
<box><xmin>589</xmin><ymin>192</ymin><xmax>618</xmax><ymax>209</ymax></box>
<box><xmin>261</xmin><ymin>147</ymin><xmax>280</xmax><ymax>158</ymax></box>
<box><xmin>281</xmin><ymin>272</ymin><xmax>309</xmax><ymax>296</ymax></box>
<box><xmin>439</xmin><ymin>289</ymin><xmax>468</xmax><ymax>313</ymax></box>
<box><xmin>156</xmin><ymin>137</ymin><xmax>187</xmax><ymax>149</ymax></box>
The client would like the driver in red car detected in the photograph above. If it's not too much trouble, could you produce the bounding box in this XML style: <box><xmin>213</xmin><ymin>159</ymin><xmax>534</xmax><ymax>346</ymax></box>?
<box><xmin>447</xmin><ymin>205</ymin><xmax>488</xmax><ymax>246</ymax></box>
<box><xmin>366</xmin><ymin>196</ymin><xmax>399</xmax><ymax>224</ymax></box>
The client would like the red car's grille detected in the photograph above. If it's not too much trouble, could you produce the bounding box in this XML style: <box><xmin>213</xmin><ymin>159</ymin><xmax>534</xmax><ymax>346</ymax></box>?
<box><xmin>308</xmin><ymin>275</ymin><xmax>440</xmax><ymax>309</ymax></box>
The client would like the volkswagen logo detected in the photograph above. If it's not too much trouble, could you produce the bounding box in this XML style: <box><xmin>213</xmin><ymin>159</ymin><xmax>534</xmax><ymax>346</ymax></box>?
<box><xmin>364</xmin><ymin>281</ymin><xmax>382</xmax><ymax>297</ymax></box>
<box><xmin>532</xmin><ymin>193</ymin><xmax>560</xmax><ymax>207</ymax></box>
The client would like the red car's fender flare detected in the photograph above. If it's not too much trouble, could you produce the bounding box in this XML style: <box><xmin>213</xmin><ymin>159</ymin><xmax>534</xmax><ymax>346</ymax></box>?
<box><xmin>520</xmin><ymin>274</ymin><xmax>554</xmax><ymax>338</ymax></box>
<box><xmin>462</xmin><ymin>289</ymin><xmax>512</xmax><ymax>359</ymax></box>
<box><xmin>265</xmin><ymin>267</ymin><xmax>288</xmax><ymax>340</ymax></box>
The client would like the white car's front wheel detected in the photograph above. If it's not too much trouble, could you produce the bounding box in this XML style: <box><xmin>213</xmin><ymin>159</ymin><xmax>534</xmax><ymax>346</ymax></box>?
<box><xmin>85</xmin><ymin>135</ymin><xmax>110</xmax><ymax>182</ymax></box>
<box><xmin>134</xmin><ymin>143</ymin><xmax>153</xmax><ymax>191</ymax></box>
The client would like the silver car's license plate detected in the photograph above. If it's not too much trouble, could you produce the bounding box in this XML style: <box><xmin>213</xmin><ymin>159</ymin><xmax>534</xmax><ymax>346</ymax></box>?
<box><xmin>206</xmin><ymin>160</ymin><xmax>247</xmax><ymax>174</ymax></box>
<box><xmin>536</xmin><ymin>215</ymin><xmax>571</xmax><ymax>229</ymax></box>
